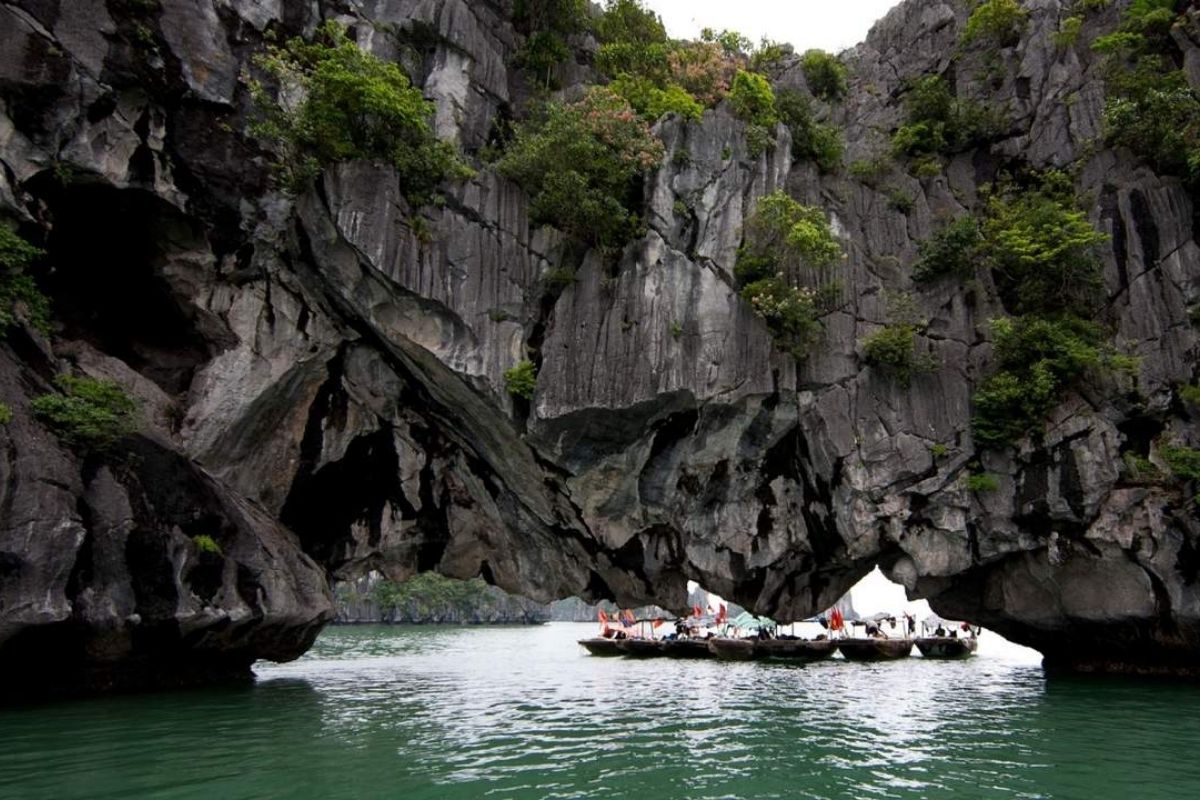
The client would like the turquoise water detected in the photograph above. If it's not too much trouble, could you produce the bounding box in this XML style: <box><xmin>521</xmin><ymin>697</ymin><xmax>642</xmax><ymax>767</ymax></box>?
<box><xmin>1</xmin><ymin>623</ymin><xmax>1199</xmax><ymax>799</ymax></box>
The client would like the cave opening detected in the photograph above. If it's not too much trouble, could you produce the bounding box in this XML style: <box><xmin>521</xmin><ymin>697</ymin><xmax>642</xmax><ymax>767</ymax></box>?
<box><xmin>27</xmin><ymin>175</ymin><xmax>217</xmax><ymax>395</ymax></box>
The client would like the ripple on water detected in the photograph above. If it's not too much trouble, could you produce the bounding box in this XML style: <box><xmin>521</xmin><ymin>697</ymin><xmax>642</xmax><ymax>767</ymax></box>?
<box><xmin>2</xmin><ymin>624</ymin><xmax>1200</xmax><ymax>799</ymax></box>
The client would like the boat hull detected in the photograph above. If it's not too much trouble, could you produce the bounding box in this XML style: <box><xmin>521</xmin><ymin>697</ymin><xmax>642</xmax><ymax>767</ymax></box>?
<box><xmin>837</xmin><ymin>638</ymin><xmax>914</xmax><ymax>661</ymax></box>
<box><xmin>616</xmin><ymin>638</ymin><xmax>665</xmax><ymax>657</ymax></box>
<box><xmin>707</xmin><ymin>637</ymin><xmax>758</xmax><ymax>661</ymax></box>
<box><xmin>579</xmin><ymin>638</ymin><xmax>625</xmax><ymax>657</ymax></box>
<box><xmin>661</xmin><ymin>639</ymin><xmax>712</xmax><ymax>659</ymax></box>
<box><xmin>756</xmin><ymin>639</ymin><xmax>838</xmax><ymax>662</ymax></box>
<box><xmin>915</xmin><ymin>637</ymin><xmax>978</xmax><ymax>659</ymax></box>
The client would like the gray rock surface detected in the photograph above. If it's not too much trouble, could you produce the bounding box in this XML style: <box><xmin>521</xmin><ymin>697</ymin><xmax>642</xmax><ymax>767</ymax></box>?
<box><xmin>2</xmin><ymin>0</ymin><xmax>1200</xmax><ymax>690</ymax></box>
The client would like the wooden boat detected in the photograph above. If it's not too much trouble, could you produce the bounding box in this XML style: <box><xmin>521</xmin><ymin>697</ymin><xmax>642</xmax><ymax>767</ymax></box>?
<box><xmin>616</xmin><ymin>638</ymin><xmax>665</xmax><ymax>657</ymax></box>
<box><xmin>707</xmin><ymin>637</ymin><xmax>758</xmax><ymax>661</ymax></box>
<box><xmin>755</xmin><ymin>638</ymin><xmax>838</xmax><ymax>662</ymax></box>
<box><xmin>661</xmin><ymin>638</ymin><xmax>712</xmax><ymax>659</ymax></box>
<box><xmin>915</xmin><ymin>636</ymin><xmax>978</xmax><ymax>659</ymax></box>
<box><xmin>836</xmin><ymin>637</ymin><xmax>914</xmax><ymax>662</ymax></box>
<box><xmin>579</xmin><ymin>637</ymin><xmax>624</xmax><ymax>657</ymax></box>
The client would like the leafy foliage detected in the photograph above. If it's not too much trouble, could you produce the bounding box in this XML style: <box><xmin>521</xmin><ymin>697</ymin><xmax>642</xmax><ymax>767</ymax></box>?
<box><xmin>609</xmin><ymin>75</ymin><xmax>703</xmax><ymax>121</ymax></box>
<box><xmin>966</xmin><ymin>472</ymin><xmax>1000</xmax><ymax>493</ymax></box>
<box><xmin>913</xmin><ymin>217</ymin><xmax>982</xmax><ymax>282</ymax></box>
<box><xmin>32</xmin><ymin>375</ymin><xmax>139</xmax><ymax>451</ymax></box>
<box><xmin>775</xmin><ymin>89</ymin><xmax>843</xmax><ymax>172</ymax></box>
<box><xmin>736</xmin><ymin>191</ymin><xmax>841</xmax><ymax>357</ymax></box>
<box><xmin>1161</xmin><ymin>443</ymin><xmax>1200</xmax><ymax>482</ymax></box>
<box><xmin>0</xmin><ymin>403</ymin><xmax>11</xmax><ymax>425</ymax></box>
<box><xmin>729</xmin><ymin>70</ymin><xmax>778</xmax><ymax>128</ymax></box>
<box><xmin>862</xmin><ymin>324</ymin><xmax>933</xmax><ymax>386</ymax></box>
<box><xmin>981</xmin><ymin>172</ymin><xmax>1107</xmax><ymax>316</ymax></box>
<box><xmin>668</xmin><ymin>41</ymin><xmax>739</xmax><ymax>107</ymax></box>
<box><xmin>800</xmin><ymin>50</ymin><xmax>848</xmax><ymax>101</ymax></box>
<box><xmin>248</xmin><ymin>21</ymin><xmax>470</xmax><ymax>200</ymax></box>
<box><xmin>962</xmin><ymin>0</ymin><xmax>1029</xmax><ymax>48</ymax></box>
<box><xmin>1092</xmin><ymin>2</ymin><xmax>1200</xmax><ymax>186</ymax></box>
<box><xmin>972</xmin><ymin>316</ymin><xmax>1128</xmax><ymax>446</ymax></box>
<box><xmin>0</xmin><ymin>226</ymin><xmax>51</xmax><ymax>334</ymax></box>
<box><xmin>495</xmin><ymin>87</ymin><xmax>664</xmax><ymax>246</ymax></box>
<box><xmin>505</xmin><ymin>360</ymin><xmax>538</xmax><ymax>399</ymax></box>
<box><xmin>366</xmin><ymin>572</ymin><xmax>523</xmax><ymax>623</ymax></box>
<box><xmin>891</xmin><ymin>76</ymin><xmax>997</xmax><ymax>158</ymax></box>
<box><xmin>192</xmin><ymin>535</ymin><xmax>223</xmax><ymax>555</ymax></box>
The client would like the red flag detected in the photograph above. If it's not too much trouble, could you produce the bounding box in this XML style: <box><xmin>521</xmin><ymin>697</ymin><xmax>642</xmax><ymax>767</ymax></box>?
<box><xmin>598</xmin><ymin>609</ymin><xmax>608</xmax><ymax>623</ymax></box>
<box><xmin>693</xmin><ymin>605</ymin><xmax>701</xmax><ymax>618</ymax></box>
<box><xmin>718</xmin><ymin>604</ymin><xmax>727</xmax><ymax>622</ymax></box>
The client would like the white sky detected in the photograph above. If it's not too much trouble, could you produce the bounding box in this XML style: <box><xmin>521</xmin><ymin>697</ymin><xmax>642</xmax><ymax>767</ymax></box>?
<box><xmin>642</xmin><ymin>0</ymin><xmax>904</xmax><ymax>54</ymax></box>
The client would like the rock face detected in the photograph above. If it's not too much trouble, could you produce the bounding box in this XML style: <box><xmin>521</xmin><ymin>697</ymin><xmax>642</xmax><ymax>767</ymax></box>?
<box><xmin>1</xmin><ymin>0</ymin><xmax>1200</xmax><ymax>690</ymax></box>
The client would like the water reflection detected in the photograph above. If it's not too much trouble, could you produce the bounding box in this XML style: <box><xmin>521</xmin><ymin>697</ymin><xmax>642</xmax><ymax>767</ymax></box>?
<box><xmin>2</xmin><ymin>624</ymin><xmax>1200</xmax><ymax>799</ymax></box>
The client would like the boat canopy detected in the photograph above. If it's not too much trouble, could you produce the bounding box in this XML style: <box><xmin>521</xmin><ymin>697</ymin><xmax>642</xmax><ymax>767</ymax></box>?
<box><xmin>730</xmin><ymin>611</ymin><xmax>776</xmax><ymax>630</ymax></box>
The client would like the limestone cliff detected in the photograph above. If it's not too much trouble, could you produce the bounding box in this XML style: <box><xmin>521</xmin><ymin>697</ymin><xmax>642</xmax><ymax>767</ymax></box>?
<box><xmin>2</xmin><ymin>0</ymin><xmax>1200</xmax><ymax>693</ymax></box>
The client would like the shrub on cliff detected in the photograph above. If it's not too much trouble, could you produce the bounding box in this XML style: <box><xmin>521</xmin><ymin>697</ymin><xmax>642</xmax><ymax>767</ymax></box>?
<box><xmin>609</xmin><ymin>75</ymin><xmax>703</xmax><ymax>122</ymax></box>
<box><xmin>980</xmin><ymin>171</ymin><xmax>1107</xmax><ymax>317</ymax></box>
<box><xmin>668</xmin><ymin>40</ymin><xmax>740</xmax><ymax>107</ymax></box>
<box><xmin>594</xmin><ymin>0</ymin><xmax>671</xmax><ymax>82</ymax></box>
<box><xmin>800</xmin><ymin>50</ymin><xmax>847</xmax><ymax>101</ymax></box>
<box><xmin>912</xmin><ymin>217</ymin><xmax>982</xmax><ymax>282</ymax></box>
<box><xmin>775</xmin><ymin>88</ymin><xmax>843</xmax><ymax>172</ymax></box>
<box><xmin>972</xmin><ymin>315</ymin><xmax>1133</xmax><ymax>446</ymax></box>
<box><xmin>504</xmin><ymin>360</ymin><xmax>538</xmax><ymax>399</ymax></box>
<box><xmin>0</xmin><ymin>227</ymin><xmax>51</xmax><ymax>334</ymax></box>
<box><xmin>495</xmin><ymin>87</ymin><xmax>664</xmax><ymax>245</ymax></box>
<box><xmin>248</xmin><ymin>21</ymin><xmax>471</xmax><ymax>200</ymax></box>
<box><xmin>961</xmin><ymin>0</ymin><xmax>1029</xmax><ymax>48</ymax></box>
<box><xmin>891</xmin><ymin>76</ymin><xmax>997</xmax><ymax>159</ymax></box>
<box><xmin>0</xmin><ymin>403</ymin><xmax>11</xmax><ymax>425</ymax></box>
<box><xmin>513</xmin><ymin>0</ymin><xmax>590</xmax><ymax>86</ymax></box>
<box><xmin>32</xmin><ymin>375</ymin><xmax>139</xmax><ymax>451</ymax></box>
<box><xmin>736</xmin><ymin>191</ymin><xmax>842</xmax><ymax>357</ymax></box>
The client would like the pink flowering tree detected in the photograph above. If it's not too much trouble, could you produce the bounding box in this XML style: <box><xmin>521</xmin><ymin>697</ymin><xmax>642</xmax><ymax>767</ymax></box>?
<box><xmin>496</xmin><ymin>87</ymin><xmax>665</xmax><ymax>246</ymax></box>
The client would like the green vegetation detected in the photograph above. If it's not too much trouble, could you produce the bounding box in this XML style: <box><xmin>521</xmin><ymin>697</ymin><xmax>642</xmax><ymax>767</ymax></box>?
<box><xmin>505</xmin><ymin>360</ymin><xmax>538</xmax><ymax>399</ymax></box>
<box><xmin>728</xmin><ymin>69</ymin><xmax>778</xmax><ymax>155</ymax></box>
<box><xmin>971</xmin><ymin>315</ymin><xmax>1130</xmax><ymax>447</ymax></box>
<box><xmin>31</xmin><ymin>375</ymin><xmax>139</xmax><ymax>451</ymax></box>
<box><xmin>913</xmin><ymin>217</ymin><xmax>982</xmax><ymax>282</ymax></box>
<box><xmin>513</xmin><ymin>0</ymin><xmax>590</xmax><ymax>86</ymax></box>
<box><xmin>1092</xmin><ymin>2</ymin><xmax>1200</xmax><ymax>187</ymax></box>
<box><xmin>192</xmin><ymin>535</ymin><xmax>223</xmax><ymax>556</ymax></box>
<box><xmin>800</xmin><ymin>49</ymin><xmax>847</xmax><ymax>102</ymax></box>
<box><xmin>981</xmin><ymin>172</ymin><xmax>1107</xmax><ymax>316</ymax></box>
<box><xmin>495</xmin><ymin>86</ymin><xmax>664</xmax><ymax>246</ymax></box>
<box><xmin>775</xmin><ymin>88</ymin><xmax>843</xmax><ymax>172</ymax></box>
<box><xmin>848</xmin><ymin>154</ymin><xmax>893</xmax><ymax>186</ymax></box>
<box><xmin>735</xmin><ymin>191</ymin><xmax>842</xmax><ymax>356</ymax></box>
<box><xmin>248</xmin><ymin>21</ymin><xmax>470</xmax><ymax>199</ymax></box>
<box><xmin>962</xmin><ymin>0</ymin><xmax>1029</xmax><ymax>48</ymax></box>
<box><xmin>0</xmin><ymin>227</ymin><xmax>51</xmax><ymax>334</ymax></box>
<box><xmin>863</xmin><ymin>323</ymin><xmax>937</xmax><ymax>386</ymax></box>
<box><xmin>1055</xmin><ymin>15</ymin><xmax>1085</xmax><ymax>47</ymax></box>
<box><xmin>609</xmin><ymin>75</ymin><xmax>703</xmax><ymax>121</ymax></box>
<box><xmin>1161</xmin><ymin>443</ymin><xmax>1200</xmax><ymax>482</ymax></box>
<box><xmin>861</xmin><ymin>293</ymin><xmax>937</xmax><ymax>386</ymax></box>
<box><xmin>891</xmin><ymin>76</ymin><xmax>996</xmax><ymax>159</ymax></box>
<box><xmin>1180</xmin><ymin>383</ymin><xmax>1200</xmax><ymax>406</ymax></box>
<box><xmin>966</xmin><ymin>472</ymin><xmax>1000</xmax><ymax>493</ymax></box>
<box><xmin>930</xmin><ymin>442</ymin><xmax>951</xmax><ymax>459</ymax></box>
<box><xmin>0</xmin><ymin>403</ymin><xmax>11</xmax><ymax>425</ymax></box>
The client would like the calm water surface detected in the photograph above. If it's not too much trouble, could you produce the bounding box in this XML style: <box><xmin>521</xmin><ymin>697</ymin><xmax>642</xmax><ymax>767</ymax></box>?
<box><xmin>2</xmin><ymin>623</ymin><xmax>1199</xmax><ymax>799</ymax></box>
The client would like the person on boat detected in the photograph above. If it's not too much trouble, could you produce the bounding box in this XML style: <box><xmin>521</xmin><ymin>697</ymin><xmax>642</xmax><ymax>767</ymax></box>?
<box><xmin>934</xmin><ymin>624</ymin><xmax>947</xmax><ymax>637</ymax></box>
<box><xmin>906</xmin><ymin>614</ymin><xmax>916</xmax><ymax>637</ymax></box>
